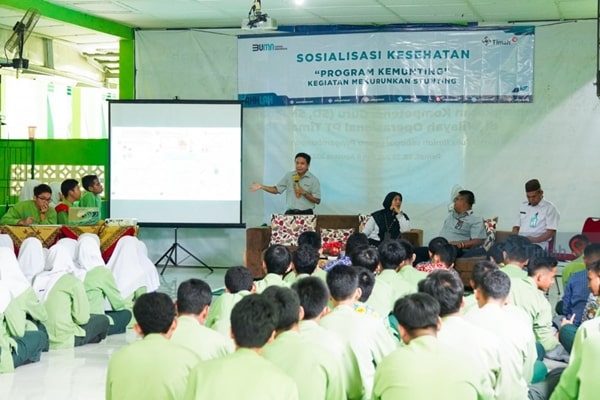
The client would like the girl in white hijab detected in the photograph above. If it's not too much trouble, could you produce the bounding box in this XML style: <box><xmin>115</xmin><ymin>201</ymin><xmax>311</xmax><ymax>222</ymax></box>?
<box><xmin>0</xmin><ymin>265</ymin><xmax>46</xmax><ymax>372</ymax></box>
<box><xmin>75</xmin><ymin>234</ymin><xmax>131</xmax><ymax>335</ymax></box>
<box><xmin>18</xmin><ymin>237</ymin><xmax>46</xmax><ymax>283</ymax></box>
<box><xmin>107</xmin><ymin>236</ymin><xmax>159</xmax><ymax>300</ymax></box>
<box><xmin>33</xmin><ymin>245</ymin><xmax>109</xmax><ymax>349</ymax></box>
<box><xmin>0</xmin><ymin>248</ymin><xmax>48</xmax><ymax>337</ymax></box>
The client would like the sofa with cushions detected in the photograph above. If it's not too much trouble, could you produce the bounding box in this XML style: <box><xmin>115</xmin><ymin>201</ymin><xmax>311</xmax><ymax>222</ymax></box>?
<box><xmin>245</xmin><ymin>214</ymin><xmax>424</xmax><ymax>278</ymax></box>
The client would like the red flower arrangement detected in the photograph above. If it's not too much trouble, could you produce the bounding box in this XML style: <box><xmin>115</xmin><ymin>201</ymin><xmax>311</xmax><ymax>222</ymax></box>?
<box><xmin>322</xmin><ymin>241</ymin><xmax>343</xmax><ymax>256</ymax></box>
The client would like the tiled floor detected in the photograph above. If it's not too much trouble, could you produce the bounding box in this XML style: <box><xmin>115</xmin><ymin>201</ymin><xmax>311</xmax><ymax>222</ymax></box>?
<box><xmin>0</xmin><ymin>266</ymin><xmax>227</xmax><ymax>400</ymax></box>
<box><xmin>0</xmin><ymin>266</ymin><xmax>566</xmax><ymax>400</ymax></box>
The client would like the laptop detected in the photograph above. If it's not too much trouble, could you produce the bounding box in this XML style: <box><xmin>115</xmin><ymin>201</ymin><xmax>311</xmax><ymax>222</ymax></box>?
<box><xmin>67</xmin><ymin>207</ymin><xmax>100</xmax><ymax>226</ymax></box>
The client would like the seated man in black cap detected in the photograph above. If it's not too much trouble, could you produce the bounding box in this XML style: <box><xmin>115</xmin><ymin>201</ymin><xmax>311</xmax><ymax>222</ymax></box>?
<box><xmin>512</xmin><ymin>179</ymin><xmax>560</xmax><ymax>251</ymax></box>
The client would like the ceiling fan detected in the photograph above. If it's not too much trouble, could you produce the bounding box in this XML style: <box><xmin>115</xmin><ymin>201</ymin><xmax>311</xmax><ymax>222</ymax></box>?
<box><xmin>1</xmin><ymin>8</ymin><xmax>40</xmax><ymax>71</ymax></box>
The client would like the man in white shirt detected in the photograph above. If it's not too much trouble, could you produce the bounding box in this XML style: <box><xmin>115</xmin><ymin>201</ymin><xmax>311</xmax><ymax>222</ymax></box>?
<box><xmin>512</xmin><ymin>179</ymin><xmax>559</xmax><ymax>251</ymax></box>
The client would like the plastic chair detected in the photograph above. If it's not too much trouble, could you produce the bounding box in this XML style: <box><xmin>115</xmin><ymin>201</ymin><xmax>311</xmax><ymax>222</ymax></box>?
<box><xmin>582</xmin><ymin>217</ymin><xmax>600</xmax><ymax>243</ymax></box>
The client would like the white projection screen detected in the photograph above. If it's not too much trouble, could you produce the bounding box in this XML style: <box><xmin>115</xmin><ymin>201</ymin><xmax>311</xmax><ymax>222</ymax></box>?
<box><xmin>108</xmin><ymin>100</ymin><xmax>243</xmax><ymax>227</ymax></box>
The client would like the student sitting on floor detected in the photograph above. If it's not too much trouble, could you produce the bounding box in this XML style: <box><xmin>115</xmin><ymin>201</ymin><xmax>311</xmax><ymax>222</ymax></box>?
<box><xmin>320</xmin><ymin>265</ymin><xmax>397</xmax><ymax>397</ymax></box>
<box><xmin>395</xmin><ymin>239</ymin><xmax>428</xmax><ymax>291</ymax></box>
<box><xmin>32</xmin><ymin>245</ymin><xmax>109</xmax><ymax>349</ymax></box>
<box><xmin>262</xmin><ymin>286</ymin><xmax>345</xmax><ymax>400</ymax></box>
<box><xmin>205</xmin><ymin>266</ymin><xmax>255</xmax><ymax>337</ymax></box>
<box><xmin>106</xmin><ymin>292</ymin><xmax>200</xmax><ymax>400</ymax></box>
<box><xmin>418</xmin><ymin>270</ymin><xmax>497</xmax><ymax>399</ymax></box>
<box><xmin>292</xmin><ymin>276</ymin><xmax>364</xmax><ymax>400</ymax></box>
<box><xmin>0</xmin><ymin>272</ymin><xmax>46</xmax><ymax>373</ymax></box>
<box><xmin>75</xmin><ymin>233</ymin><xmax>131</xmax><ymax>335</ymax></box>
<box><xmin>284</xmin><ymin>243</ymin><xmax>321</xmax><ymax>284</ymax></box>
<box><xmin>372</xmin><ymin>293</ymin><xmax>491</xmax><ymax>400</ymax></box>
<box><xmin>171</xmin><ymin>278</ymin><xmax>233</xmax><ymax>359</ymax></box>
<box><xmin>17</xmin><ymin>237</ymin><xmax>47</xmax><ymax>283</ymax></box>
<box><xmin>255</xmin><ymin>244</ymin><xmax>293</xmax><ymax>293</ymax></box>
<box><xmin>184</xmin><ymin>294</ymin><xmax>299</xmax><ymax>400</ymax></box>
<box><xmin>0</xmin><ymin>248</ymin><xmax>49</xmax><ymax>350</ymax></box>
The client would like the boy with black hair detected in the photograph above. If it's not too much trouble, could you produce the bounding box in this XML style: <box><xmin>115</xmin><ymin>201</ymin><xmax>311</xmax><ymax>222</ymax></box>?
<box><xmin>0</xmin><ymin>183</ymin><xmax>57</xmax><ymax>225</ymax></box>
<box><xmin>80</xmin><ymin>174</ymin><xmax>103</xmax><ymax>218</ymax></box>
<box><xmin>297</xmin><ymin>230</ymin><xmax>322</xmax><ymax>251</ymax></box>
<box><xmin>320</xmin><ymin>265</ymin><xmax>397</xmax><ymax>397</ymax></box>
<box><xmin>171</xmin><ymin>279</ymin><xmax>233</xmax><ymax>359</ymax></box>
<box><xmin>205</xmin><ymin>266</ymin><xmax>255</xmax><ymax>337</ymax></box>
<box><xmin>292</xmin><ymin>277</ymin><xmax>363</xmax><ymax>400</ymax></box>
<box><xmin>106</xmin><ymin>292</ymin><xmax>200</xmax><ymax>400</ymax></box>
<box><xmin>510</xmin><ymin>256</ymin><xmax>568</xmax><ymax>359</ymax></box>
<box><xmin>416</xmin><ymin>242</ymin><xmax>459</xmax><ymax>278</ymax></box>
<box><xmin>285</xmin><ymin>244</ymin><xmax>320</xmax><ymax>284</ymax></box>
<box><xmin>184</xmin><ymin>294</ymin><xmax>299</xmax><ymax>400</ymax></box>
<box><xmin>262</xmin><ymin>286</ymin><xmax>345</xmax><ymax>400</ymax></box>
<box><xmin>373</xmin><ymin>293</ymin><xmax>489</xmax><ymax>400</ymax></box>
<box><xmin>55</xmin><ymin>179</ymin><xmax>81</xmax><ymax>225</ymax></box>
<box><xmin>395</xmin><ymin>239</ymin><xmax>427</xmax><ymax>290</ymax></box>
<box><xmin>465</xmin><ymin>270</ymin><xmax>538</xmax><ymax>399</ymax></box>
<box><xmin>351</xmin><ymin>245</ymin><xmax>395</xmax><ymax>318</ymax></box>
<box><xmin>501</xmin><ymin>234</ymin><xmax>532</xmax><ymax>278</ymax></box>
<box><xmin>255</xmin><ymin>244</ymin><xmax>292</xmax><ymax>292</ymax></box>
<box><xmin>377</xmin><ymin>239</ymin><xmax>413</xmax><ymax>298</ymax></box>
<box><xmin>418</xmin><ymin>271</ymin><xmax>498</xmax><ymax>399</ymax></box>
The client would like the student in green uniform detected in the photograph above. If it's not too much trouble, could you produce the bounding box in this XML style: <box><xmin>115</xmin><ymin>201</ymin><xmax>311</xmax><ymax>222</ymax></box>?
<box><xmin>0</xmin><ymin>183</ymin><xmax>57</xmax><ymax>226</ymax></box>
<box><xmin>205</xmin><ymin>266</ymin><xmax>255</xmax><ymax>337</ymax></box>
<box><xmin>292</xmin><ymin>276</ymin><xmax>364</xmax><ymax>400</ymax></box>
<box><xmin>106</xmin><ymin>292</ymin><xmax>200</xmax><ymax>400</ymax></box>
<box><xmin>500</xmin><ymin>235</ymin><xmax>530</xmax><ymax>279</ymax></box>
<box><xmin>320</xmin><ymin>265</ymin><xmax>397</xmax><ymax>398</ymax></box>
<box><xmin>395</xmin><ymin>239</ymin><xmax>428</xmax><ymax>291</ymax></box>
<box><xmin>184</xmin><ymin>294</ymin><xmax>299</xmax><ymax>400</ymax></box>
<box><xmin>255</xmin><ymin>244</ymin><xmax>292</xmax><ymax>293</ymax></box>
<box><xmin>54</xmin><ymin>179</ymin><xmax>82</xmax><ymax>225</ymax></box>
<box><xmin>80</xmin><ymin>174</ymin><xmax>104</xmax><ymax>218</ymax></box>
<box><xmin>0</xmin><ymin>279</ymin><xmax>46</xmax><ymax>373</ymax></box>
<box><xmin>0</xmin><ymin>248</ymin><xmax>49</xmax><ymax>350</ymax></box>
<box><xmin>171</xmin><ymin>278</ymin><xmax>233</xmax><ymax>359</ymax></box>
<box><xmin>284</xmin><ymin>244</ymin><xmax>320</xmax><ymax>284</ymax></box>
<box><xmin>261</xmin><ymin>286</ymin><xmax>345</xmax><ymax>400</ymax></box>
<box><xmin>32</xmin><ymin>245</ymin><xmax>109</xmax><ymax>349</ymax></box>
<box><xmin>418</xmin><ymin>270</ymin><xmax>498</xmax><ymax>399</ymax></box>
<box><xmin>75</xmin><ymin>234</ymin><xmax>131</xmax><ymax>335</ymax></box>
<box><xmin>351</xmin><ymin>245</ymin><xmax>395</xmax><ymax>318</ymax></box>
<box><xmin>510</xmin><ymin>256</ymin><xmax>570</xmax><ymax>361</ymax></box>
<box><xmin>373</xmin><ymin>293</ymin><xmax>491</xmax><ymax>400</ymax></box>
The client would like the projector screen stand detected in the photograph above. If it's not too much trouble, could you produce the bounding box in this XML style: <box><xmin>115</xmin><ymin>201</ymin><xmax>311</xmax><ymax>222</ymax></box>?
<box><xmin>155</xmin><ymin>227</ymin><xmax>214</xmax><ymax>275</ymax></box>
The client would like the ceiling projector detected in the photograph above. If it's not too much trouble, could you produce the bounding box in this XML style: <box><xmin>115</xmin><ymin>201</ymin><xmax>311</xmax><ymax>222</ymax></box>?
<box><xmin>242</xmin><ymin>14</ymin><xmax>277</xmax><ymax>30</ymax></box>
<box><xmin>242</xmin><ymin>0</ymin><xmax>277</xmax><ymax>30</ymax></box>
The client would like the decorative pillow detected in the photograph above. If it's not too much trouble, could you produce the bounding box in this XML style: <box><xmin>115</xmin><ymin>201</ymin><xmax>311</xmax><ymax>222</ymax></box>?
<box><xmin>321</xmin><ymin>228</ymin><xmax>354</xmax><ymax>245</ymax></box>
<box><xmin>358</xmin><ymin>214</ymin><xmax>372</xmax><ymax>233</ymax></box>
<box><xmin>482</xmin><ymin>217</ymin><xmax>498</xmax><ymax>251</ymax></box>
<box><xmin>269</xmin><ymin>214</ymin><xmax>317</xmax><ymax>246</ymax></box>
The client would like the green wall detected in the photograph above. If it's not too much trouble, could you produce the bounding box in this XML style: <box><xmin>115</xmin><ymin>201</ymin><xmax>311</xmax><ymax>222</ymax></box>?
<box><xmin>0</xmin><ymin>139</ymin><xmax>109</xmax><ymax>211</ymax></box>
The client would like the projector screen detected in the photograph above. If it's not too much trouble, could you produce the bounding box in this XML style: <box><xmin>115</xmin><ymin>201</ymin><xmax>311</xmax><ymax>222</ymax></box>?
<box><xmin>108</xmin><ymin>100</ymin><xmax>243</xmax><ymax>227</ymax></box>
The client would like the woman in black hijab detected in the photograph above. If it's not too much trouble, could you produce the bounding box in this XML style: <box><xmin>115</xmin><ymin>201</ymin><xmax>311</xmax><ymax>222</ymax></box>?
<box><xmin>362</xmin><ymin>191</ymin><xmax>410</xmax><ymax>246</ymax></box>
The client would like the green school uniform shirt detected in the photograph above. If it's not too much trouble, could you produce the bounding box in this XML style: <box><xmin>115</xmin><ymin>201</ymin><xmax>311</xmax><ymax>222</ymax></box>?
<box><xmin>509</xmin><ymin>276</ymin><xmax>558</xmax><ymax>351</ymax></box>
<box><xmin>42</xmin><ymin>274</ymin><xmax>90</xmax><ymax>349</ymax></box>
<box><xmin>550</xmin><ymin>317</ymin><xmax>600</xmax><ymax>400</ymax></box>
<box><xmin>171</xmin><ymin>315</ymin><xmax>234</xmax><ymax>360</ymax></box>
<box><xmin>184</xmin><ymin>348</ymin><xmax>299</xmax><ymax>400</ymax></box>
<box><xmin>0</xmin><ymin>200</ymin><xmax>57</xmax><ymax>225</ymax></box>
<box><xmin>372</xmin><ymin>335</ymin><xmax>492</xmax><ymax>400</ymax></box>
<box><xmin>106</xmin><ymin>333</ymin><xmax>200</xmax><ymax>400</ymax></box>
<box><xmin>263</xmin><ymin>329</ymin><xmax>345</xmax><ymax>400</ymax></box>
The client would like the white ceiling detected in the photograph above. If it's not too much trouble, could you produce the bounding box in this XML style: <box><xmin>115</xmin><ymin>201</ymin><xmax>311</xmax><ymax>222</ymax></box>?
<box><xmin>0</xmin><ymin>0</ymin><xmax>597</xmax><ymax>81</ymax></box>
